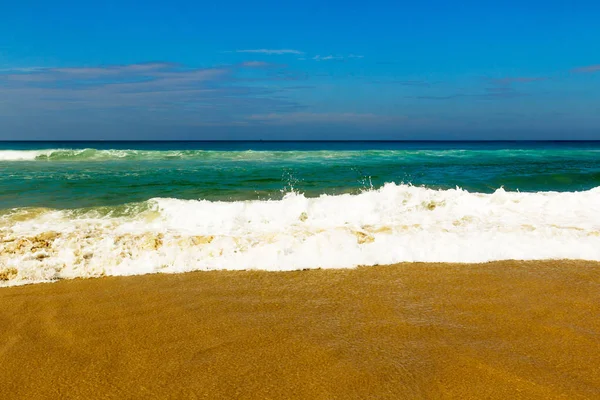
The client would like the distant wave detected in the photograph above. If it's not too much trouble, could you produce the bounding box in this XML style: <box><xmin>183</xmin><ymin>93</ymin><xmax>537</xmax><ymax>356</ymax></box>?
<box><xmin>1</xmin><ymin>148</ymin><xmax>600</xmax><ymax>162</ymax></box>
<box><xmin>2</xmin><ymin>183</ymin><xmax>600</xmax><ymax>286</ymax></box>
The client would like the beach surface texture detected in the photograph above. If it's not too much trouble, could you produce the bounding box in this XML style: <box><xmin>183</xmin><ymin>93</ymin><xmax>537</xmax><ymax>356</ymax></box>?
<box><xmin>2</xmin><ymin>261</ymin><xmax>599</xmax><ymax>399</ymax></box>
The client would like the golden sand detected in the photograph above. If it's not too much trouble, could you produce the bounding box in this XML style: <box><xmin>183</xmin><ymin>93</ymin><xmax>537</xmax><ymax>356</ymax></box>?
<box><xmin>1</xmin><ymin>261</ymin><xmax>599</xmax><ymax>399</ymax></box>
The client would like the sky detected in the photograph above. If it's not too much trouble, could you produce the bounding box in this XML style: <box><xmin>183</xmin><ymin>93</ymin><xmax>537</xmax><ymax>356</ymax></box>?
<box><xmin>1</xmin><ymin>0</ymin><xmax>600</xmax><ymax>140</ymax></box>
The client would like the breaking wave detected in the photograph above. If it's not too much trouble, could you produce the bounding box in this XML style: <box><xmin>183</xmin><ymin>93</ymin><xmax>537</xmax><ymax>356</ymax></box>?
<box><xmin>2</xmin><ymin>183</ymin><xmax>600</xmax><ymax>286</ymax></box>
<box><xmin>1</xmin><ymin>148</ymin><xmax>600</xmax><ymax>162</ymax></box>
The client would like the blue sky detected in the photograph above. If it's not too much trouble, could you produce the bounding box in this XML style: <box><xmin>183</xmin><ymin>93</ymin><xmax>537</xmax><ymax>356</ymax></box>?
<box><xmin>1</xmin><ymin>0</ymin><xmax>599</xmax><ymax>139</ymax></box>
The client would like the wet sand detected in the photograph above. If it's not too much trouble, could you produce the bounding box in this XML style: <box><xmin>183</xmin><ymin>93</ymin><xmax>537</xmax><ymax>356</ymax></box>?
<box><xmin>1</xmin><ymin>261</ymin><xmax>599</xmax><ymax>399</ymax></box>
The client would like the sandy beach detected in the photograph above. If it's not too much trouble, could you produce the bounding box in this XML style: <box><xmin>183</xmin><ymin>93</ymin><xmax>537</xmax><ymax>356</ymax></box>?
<box><xmin>1</xmin><ymin>260</ymin><xmax>599</xmax><ymax>399</ymax></box>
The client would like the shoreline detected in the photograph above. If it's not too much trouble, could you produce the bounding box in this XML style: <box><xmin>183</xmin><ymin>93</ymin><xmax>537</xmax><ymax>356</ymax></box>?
<box><xmin>2</xmin><ymin>260</ymin><xmax>600</xmax><ymax>399</ymax></box>
<box><xmin>3</xmin><ymin>258</ymin><xmax>600</xmax><ymax>289</ymax></box>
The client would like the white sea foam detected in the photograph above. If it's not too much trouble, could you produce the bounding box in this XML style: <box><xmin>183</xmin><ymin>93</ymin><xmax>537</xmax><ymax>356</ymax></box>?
<box><xmin>0</xmin><ymin>150</ymin><xmax>55</xmax><ymax>161</ymax></box>
<box><xmin>0</xmin><ymin>149</ymin><xmax>120</xmax><ymax>161</ymax></box>
<box><xmin>1</xmin><ymin>183</ymin><xmax>600</xmax><ymax>286</ymax></box>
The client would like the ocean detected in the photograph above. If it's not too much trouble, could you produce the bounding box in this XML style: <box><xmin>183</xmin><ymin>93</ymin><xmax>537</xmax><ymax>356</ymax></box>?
<box><xmin>1</xmin><ymin>141</ymin><xmax>600</xmax><ymax>286</ymax></box>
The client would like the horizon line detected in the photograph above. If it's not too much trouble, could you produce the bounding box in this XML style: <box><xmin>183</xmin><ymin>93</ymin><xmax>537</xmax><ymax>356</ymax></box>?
<box><xmin>1</xmin><ymin>139</ymin><xmax>600</xmax><ymax>143</ymax></box>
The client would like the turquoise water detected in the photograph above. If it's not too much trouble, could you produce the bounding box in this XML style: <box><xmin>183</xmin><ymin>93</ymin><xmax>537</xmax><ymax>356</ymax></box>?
<box><xmin>1</xmin><ymin>141</ymin><xmax>599</xmax><ymax>210</ymax></box>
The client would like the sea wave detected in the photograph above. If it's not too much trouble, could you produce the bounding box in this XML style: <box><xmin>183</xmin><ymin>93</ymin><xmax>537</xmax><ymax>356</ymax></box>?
<box><xmin>1</xmin><ymin>148</ymin><xmax>600</xmax><ymax>162</ymax></box>
<box><xmin>1</xmin><ymin>183</ymin><xmax>600</xmax><ymax>286</ymax></box>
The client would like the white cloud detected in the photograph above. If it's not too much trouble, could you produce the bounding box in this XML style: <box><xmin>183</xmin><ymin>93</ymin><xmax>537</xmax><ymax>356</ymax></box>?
<box><xmin>313</xmin><ymin>55</ymin><xmax>339</xmax><ymax>61</ymax></box>
<box><xmin>313</xmin><ymin>55</ymin><xmax>364</xmax><ymax>61</ymax></box>
<box><xmin>235</xmin><ymin>49</ymin><xmax>304</xmax><ymax>55</ymax></box>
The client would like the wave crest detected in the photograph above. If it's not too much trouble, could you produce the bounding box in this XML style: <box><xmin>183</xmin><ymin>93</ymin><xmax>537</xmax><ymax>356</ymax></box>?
<box><xmin>1</xmin><ymin>148</ymin><xmax>600</xmax><ymax>162</ymax></box>
<box><xmin>2</xmin><ymin>183</ymin><xmax>600</xmax><ymax>286</ymax></box>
